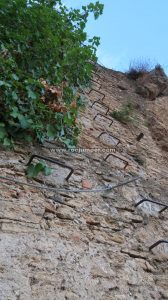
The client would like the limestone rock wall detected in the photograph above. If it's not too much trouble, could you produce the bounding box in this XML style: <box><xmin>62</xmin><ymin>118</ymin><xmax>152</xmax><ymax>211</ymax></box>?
<box><xmin>0</xmin><ymin>64</ymin><xmax>168</xmax><ymax>300</ymax></box>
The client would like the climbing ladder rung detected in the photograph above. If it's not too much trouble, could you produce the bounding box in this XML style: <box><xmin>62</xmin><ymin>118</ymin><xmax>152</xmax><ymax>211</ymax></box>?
<box><xmin>86</xmin><ymin>88</ymin><xmax>105</xmax><ymax>101</ymax></box>
<box><xmin>90</xmin><ymin>79</ymin><xmax>101</xmax><ymax>89</ymax></box>
<box><xmin>135</xmin><ymin>198</ymin><xmax>168</xmax><ymax>214</ymax></box>
<box><xmin>91</xmin><ymin>100</ymin><xmax>110</xmax><ymax>115</ymax></box>
<box><xmin>93</xmin><ymin>113</ymin><xmax>113</xmax><ymax>127</ymax></box>
<box><xmin>149</xmin><ymin>240</ymin><xmax>168</xmax><ymax>251</ymax></box>
<box><xmin>98</xmin><ymin>131</ymin><xmax>121</xmax><ymax>146</ymax></box>
<box><xmin>104</xmin><ymin>153</ymin><xmax>129</xmax><ymax>170</ymax></box>
<box><xmin>26</xmin><ymin>154</ymin><xmax>74</xmax><ymax>181</ymax></box>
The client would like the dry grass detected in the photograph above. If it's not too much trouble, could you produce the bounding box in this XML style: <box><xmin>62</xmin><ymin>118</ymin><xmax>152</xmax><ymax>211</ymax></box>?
<box><xmin>126</xmin><ymin>58</ymin><xmax>153</xmax><ymax>80</ymax></box>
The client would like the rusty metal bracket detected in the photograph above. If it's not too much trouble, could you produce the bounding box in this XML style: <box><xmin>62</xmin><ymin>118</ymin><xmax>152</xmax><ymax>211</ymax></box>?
<box><xmin>91</xmin><ymin>100</ymin><xmax>109</xmax><ymax>115</ymax></box>
<box><xmin>93</xmin><ymin>66</ymin><xmax>99</xmax><ymax>73</ymax></box>
<box><xmin>93</xmin><ymin>113</ymin><xmax>113</xmax><ymax>127</ymax></box>
<box><xmin>135</xmin><ymin>198</ymin><xmax>168</xmax><ymax>214</ymax></box>
<box><xmin>104</xmin><ymin>153</ymin><xmax>129</xmax><ymax>170</ymax></box>
<box><xmin>26</xmin><ymin>154</ymin><xmax>74</xmax><ymax>181</ymax></box>
<box><xmin>149</xmin><ymin>240</ymin><xmax>168</xmax><ymax>251</ymax></box>
<box><xmin>98</xmin><ymin>132</ymin><xmax>121</xmax><ymax>146</ymax></box>
<box><xmin>87</xmin><ymin>88</ymin><xmax>105</xmax><ymax>101</ymax></box>
<box><xmin>90</xmin><ymin>79</ymin><xmax>101</xmax><ymax>89</ymax></box>
<box><xmin>86</xmin><ymin>79</ymin><xmax>101</xmax><ymax>94</ymax></box>
<box><xmin>91</xmin><ymin>71</ymin><xmax>100</xmax><ymax>81</ymax></box>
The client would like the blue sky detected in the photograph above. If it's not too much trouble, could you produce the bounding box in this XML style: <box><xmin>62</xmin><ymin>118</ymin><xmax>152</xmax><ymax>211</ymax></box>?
<box><xmin>64</xmin><ymin>0</ymin><xmax>168</xmax><ymax>72</ymax></box>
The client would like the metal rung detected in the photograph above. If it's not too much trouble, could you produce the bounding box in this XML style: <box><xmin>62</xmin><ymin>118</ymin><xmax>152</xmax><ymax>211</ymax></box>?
<box><xmin>93</xmin><ymin>113</ymin><xmax>113</xmax><ymax>127</ymax></box>
<box><xmin>26</xmin><ymin>154</ymin><xmax>74</xmax><ymax>181</ymax></box>
<box><xmin>90</xmin><ymin>65</ymin><xmax>99</xmax><ymax>73</ymax></box>
<box><xmin>104</xmin><ymin>153</ymin><xmax>129</xmax><ymax>170</ymax></box>
<box><xmin>87</xmin><ymin>88</ymin><xmax>105</xmax><ymax>101</ymax></box>
<box><xmin>135</xmin><ymin>198</ymin><xmax>168</xmax><ymax>214</ymax></box>
<box><xmin>91</xmin><ymin>71</ymin><xmax>100</xmax><ymax>81</ymax></box>
<box><xmin>94</xmin><ymin>67</ymin><xmax>99</xmax><ymax>73</ymax></box>
<box><xmin>87</xmin><ymin>79</ymin><xmax>101</xmax><ymax>93</ymax></box>
<box><xmin>98</xmin><ymin>132</ymin><xmax>121</xmax><ymax>146</ymax></box>
<box><xmin>149</xmin><ymin>240</ymin><xmax>168</xmax><ymax>251</ymax></box>
<box><xmin>91</xmin><ymin>100</ymin><xmax>109</xmax><ymax>115</ymax></box>
<box><xmin>90</xmin><ymin>79</ymin><xmax>101</xmax><ymax>89</ymax></box>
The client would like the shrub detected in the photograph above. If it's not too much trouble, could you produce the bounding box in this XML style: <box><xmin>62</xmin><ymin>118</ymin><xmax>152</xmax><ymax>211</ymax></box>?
<box><xmin>154</xmin><ymin>64</ymin><xmax>167</xmax><ymax>77</ymax></box>
<box><xmin>110</xmin><ymin>103</ymin><xmax>134</xmax><ymax>124</ymax></box>
<box><xmin>127</xmin><ymin>58</ymin><xmax>153</xmax><ymax>80</ymax></box>
<box><xmin>0</xmin><ymin>0</ymin><xmax>104</xmax><ymax>148</ymax></box>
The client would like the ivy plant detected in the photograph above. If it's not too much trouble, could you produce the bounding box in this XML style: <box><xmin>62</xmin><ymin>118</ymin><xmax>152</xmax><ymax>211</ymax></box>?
<box><xmin>0</xmin><ymin>0</ymin><xmax>104</xmax><ymax>147</ymax></box>
<box><xmin>26</xmin><ymin>161</ymin><xmax>53</xmax><ymax>178</ymax></box>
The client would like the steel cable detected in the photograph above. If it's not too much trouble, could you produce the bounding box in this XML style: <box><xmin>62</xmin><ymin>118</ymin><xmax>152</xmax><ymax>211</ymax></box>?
<box><xmin>0</xmin><ymin>175</ymin><xmax>140</xmax><ymax>194</ymax></box>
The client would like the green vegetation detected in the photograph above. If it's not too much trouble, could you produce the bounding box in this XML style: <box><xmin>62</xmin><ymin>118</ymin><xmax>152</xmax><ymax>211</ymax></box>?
<box><xmin>0</xmin><ymin>0</ymin><xmax>104</xmax><ymax>148</ymax></box>
<box><xmin>110</xmin><ymin>103</ymin><xmax>134</xmax><ymax>124</ymax></box>
<box><xmin>26</xmin><ymin>161</ymin><xmax>53</xmax><ymax>178</ymax></box>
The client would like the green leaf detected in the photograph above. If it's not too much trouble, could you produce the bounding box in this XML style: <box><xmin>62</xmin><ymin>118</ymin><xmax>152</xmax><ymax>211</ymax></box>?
<box><xmin>18</xmin><ymin>115</ymin><xmax>30</xmax><ymax>129</ymax></box>
<box><xmin>80</xmin><ymin>21</ymin><xmax>85</xmax><ymax>30</ymax></box>
<box><xmin>26</xmin><ymin>162</ymin><xmax>44</xmax><ymax>178</ymax></box>
<box><xmin>3</xmin><ymin>137</ymin><xmax>12</xmax><ymax>147</ymax></box>
<box><xmin>27</xmin><ymin>87</ymin><xmax>37</xmax><ymax>100</ymax></box>
<box><xmin>0</xmin><ymin>80</ymin><xmax>5</xmax><ymax>86</ymax></box>
<box><xmin>43</xmin><ymin>166</ymin><xmax>52</xmax><ymax>176</ymax></box>
<box><xmin>60</xmin><ymin>127</ymin><xmax>64</xmax><ymax>136</ymax></box>
<box><xmin>10</xmin><ymin>107</ymin><xmax>19</xmax><ymax>118</ymax></box>
<box><xmin>0</xmin><ymin>124</ymin><xmax>7</xmax><ymax>140</ymax></box>
<box><xmin>47</xmin><ymin>124</ymin><xmax>57</xmax><ymax>139</ymax></box>
<box><xmin>33</xmin><ymin>163</ymin><xmax>45</xmax><ymax>177</ymax></box>
<box><xmin>26</xmin><ymin>161</ymin><xmax>52</xmax><ymax>178</ymax></box>
<box><xmin>63</xmin><ymin>112</ymin><xmax>73</xmax><ymax>126</ymax></box>
<box><xmin>11</xmin><ymin>74</ymin><xmax>19</xmax><ymax>81</ymax></box>
<box><xmin>26</xmin><ymin>164</ymin><xmax>36</xmax><ymax>178</ymax></box>
<box><xmin>12</xmin><ymin>91</ymin><xmax>18</xmax><ymax>100</ymax></box>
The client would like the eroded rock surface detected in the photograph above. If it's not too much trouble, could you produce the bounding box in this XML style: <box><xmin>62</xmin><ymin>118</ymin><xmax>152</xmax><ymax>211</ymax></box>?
<box><xmin>0</xmin><ymin>64</ymin><xmax>168</xmax><ymax>300</ymax></box>
<box><xmin>135</xmin><ymin>66</ymin><xmax>168</xmax><ymax>100</ymax></box>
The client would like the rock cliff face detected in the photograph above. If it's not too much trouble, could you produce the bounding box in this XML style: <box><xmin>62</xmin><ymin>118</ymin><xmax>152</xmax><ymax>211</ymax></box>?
<box><xmin>0</xmin><ymin>64</ymin><xmax>168</xmax><ymax>300</ymax></box>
